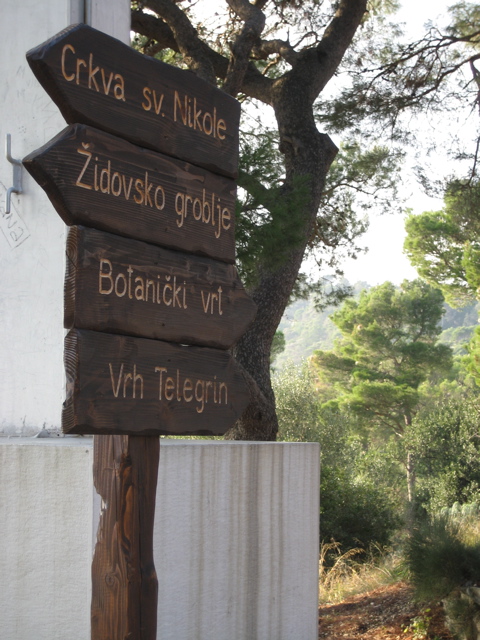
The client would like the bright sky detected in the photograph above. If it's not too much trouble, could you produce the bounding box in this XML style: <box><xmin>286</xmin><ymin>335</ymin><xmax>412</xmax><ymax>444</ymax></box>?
<box><xmin>339</xmin><ymin>0</ymin><xmax>454</xmax><ymax>286</ymax></box>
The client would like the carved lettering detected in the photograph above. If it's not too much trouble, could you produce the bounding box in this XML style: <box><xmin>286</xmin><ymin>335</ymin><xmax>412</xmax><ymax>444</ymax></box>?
<box><xmin>173</xmin><ymin>91</ymin><xmax>227</xmax><ymax>140</ymax></box>
<box><xmin>98</xmin><ymin>260</ymin><xmax>189</xmax><ymax>309</ymax></box>
<box><xmin>175</xmin><ymin>188</ymin><xmax>231</xmax><ymax>239</ymax></box>
<box><xmin>61</xmin><ymin>45</ymin><xmax>125</xmax><ymax>101</ymax></box>
<box><xmin>155</xmin><ymin>366</ymin><xmax>227</xmax><ymax>414</ymax></box>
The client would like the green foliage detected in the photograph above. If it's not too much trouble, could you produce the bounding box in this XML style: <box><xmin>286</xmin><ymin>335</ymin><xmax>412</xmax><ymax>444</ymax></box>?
<box><xmin>447</xmin><ymin>2</ymin><xmax>480</xmax><ymax>47</ymax></box>
<box><xmin>439</xmin><ymin>326</ymin><xmax>476</xmax><ymax>356</ymax></box>
<box><xmin>276</xmin><ymin>295</ymin><xmax>344</xmax><ymax>367</ymax></box>
<box><xmin>465</xmin><ymin>327</ymin><xmax>480</xmax><ymax>386</ymax></box>
<box><xmin>443</xmin><ymin>595</ymin><xmax>480</xmax><ymax>640</ymax></box>
<box><xmin>313</xmin><ymin>280</ymin><xmax>453</xmax><ymax>434</ymax></box>
<box><xmin>309</xmin><ymin>139</ymin><xmax>403</xmax><ymax>273</ymax></box>
<box><xmin>403</xmin><ymin>181</ymin><xmax>480</xmax><ymax>386</ymax></box>
<box><xmin>404</xmin><ymin>181</ymin><xmax>480</xmax><ymax>308</ymax></box>
<box><xmin>317</xmin><ymin>2</ymin><xmax>480</xmax><ymax>135</ymax></box>
<box><xmin>320</xmin><ymin>466</ymin><xmax>399</xmax><ymax>552</ymax></box>
<box><xmin>406</xmin><ymin>396</ymin><xmax>480</xmax><ymax>514</ymax></box>
<box><xmin>405</xmin><ymin>516</ymin><xmax>480</xmax><ymax>602</ymax></box>
<box><xmin>270</xmin><ymin>330</ymin><xmax>286</xmax><ymax>367</ymax></box>
<box><xmin>403</xmin><ymin>609</ymin><xmax>433</xmax><ymax>640</ymax></box>
<box><xmin>442</xmin><ymin>302</ymin><xmax>480</xmax><ymax>330</ymax></box>
<box><xmin>235</xmin><ymin>122</ymin><xmax>402</xmax><ymax>299</ymax></box>
<box><xmin>405</xmin><ymin>507</ymin><xmax>480</xmax><ymax>640</ymax></box>
<box><xmin>273</xmin><ymin>363</ymin><xmax>399</xmax><ymax>551</ymax></box>
<box><xmin>235</xmin><ymin>127</ymin><xmax>311</xmax><ymax>289</ymax></box>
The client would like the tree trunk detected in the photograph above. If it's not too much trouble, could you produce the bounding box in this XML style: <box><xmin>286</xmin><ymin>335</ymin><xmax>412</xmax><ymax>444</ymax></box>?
<box><xmin>406</xmin><ymin>450</ymin><xmax>416</xmax><ymax>529</ymax></box>
<box><xmin>226</xmin><ymin>106</ymin><xmax>337</xmax><ymax>440</ymax></box>
<box><xmin>404</xmin><ymin>411</ymin><xmax>416</xmax><ymax>528</ymax></box>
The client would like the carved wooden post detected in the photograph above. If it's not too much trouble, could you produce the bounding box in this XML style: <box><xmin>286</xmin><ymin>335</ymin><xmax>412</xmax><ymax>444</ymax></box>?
<box><xmin>91</xmin><ymin>435</ymin><xmax>159</xmax><ymax>640</ymax></box>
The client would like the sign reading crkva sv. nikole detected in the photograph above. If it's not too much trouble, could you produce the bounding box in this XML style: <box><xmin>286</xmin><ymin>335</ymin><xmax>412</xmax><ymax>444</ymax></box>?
<box><xmin>26</xmin><ymin>24</ymin><xmax>240</xmax><ymax>178</ymax></box>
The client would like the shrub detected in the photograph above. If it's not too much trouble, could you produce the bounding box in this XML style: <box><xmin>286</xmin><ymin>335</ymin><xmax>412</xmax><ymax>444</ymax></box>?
<box><xmin>405</xmin><ymin>514</ymin><xmax>480</xmax><ymax>639</ymax></box>
<box><xmin>274</xmin><ymin>362</ymin><xmax>399</xmax><ymax>552</ymax></box>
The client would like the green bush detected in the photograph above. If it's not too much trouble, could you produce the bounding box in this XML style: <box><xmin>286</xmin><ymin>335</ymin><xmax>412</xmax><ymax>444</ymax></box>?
<box><xmin>406</xmin><ymin>396</ymin><xmax>480</xmax><ymax>515</ymax></box>
<box><xmin>404</xmin><ymin>516</ymin><xmax>480</xmax><ymax>639</ymax></box>
<box><xmin>405</xmin><ymin>516</ymin><xmax>480</xmax><ymax>602</ymax></box>
<box><xmin>274</xmin><ymin>362</ymin><xmax>399</xmax><ymax>553</ymax></box>
<box><xmin>320</xmin><ymin>467</ymin><xmax>399</xmax><ymax>552</ymax></box>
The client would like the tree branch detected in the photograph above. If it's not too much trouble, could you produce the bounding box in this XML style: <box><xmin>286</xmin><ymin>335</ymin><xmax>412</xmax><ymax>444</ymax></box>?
<box><xmin>311</xmin><ymin>0</ymin><xmax>369</xmax><ymax>97</ymax></box>
<box><xmin>132</xmin><ymin>1</ymin><xmax>273</xmax><ymax>101</ymax></box>
<box><xmin>138</xmin><ymin>0</ymin><xmax>217</xmax><ymax>82</ymax></box>
<box><xmin>131</xmin><ymin>10</ymin><xmax>178</xmax><ymax>51</ymax></box>
<box><xmin>223</xmin><ymin>0</ymin><xmax>266</xmax><ymax>96</ymax></box>
<box><xmin>253</xmin><ymin>38</ymin><xmax>298</xmax><ymax>65</ymax></box>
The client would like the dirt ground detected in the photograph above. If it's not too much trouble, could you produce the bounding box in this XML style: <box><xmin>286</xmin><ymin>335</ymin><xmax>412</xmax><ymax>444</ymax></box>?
<box><xmin>319</xmin><ymin>582</ymin><xmax>454</xmax><ymax>640</ymax></box>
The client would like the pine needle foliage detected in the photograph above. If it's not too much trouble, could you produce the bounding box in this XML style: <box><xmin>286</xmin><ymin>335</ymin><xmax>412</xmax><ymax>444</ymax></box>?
<box><xmin>405</xmin><ymin>516</ymin><xmax>480</xmax><ymax>602</ymax></box>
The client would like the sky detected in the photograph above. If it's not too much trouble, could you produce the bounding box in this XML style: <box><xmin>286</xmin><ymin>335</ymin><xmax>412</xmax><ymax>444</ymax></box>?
<box><xmin>338</xmin><ymin>0</ymin><xmax>454</xmax><ymax>286</ymax></box>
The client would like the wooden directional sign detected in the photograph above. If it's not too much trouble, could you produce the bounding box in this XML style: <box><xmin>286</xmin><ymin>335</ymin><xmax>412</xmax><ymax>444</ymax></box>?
<box><xmin>63</xmin><ymin>329</ymin><xmax>250</xmax><ymax>436</ymax></box>
<box><xmin>25</xmin><ymin>24</ymin><xmax>249</xmax><ymax>640</ymax></box>
<box><xmin>23</xmin><ymin>124</ymin><xmax>236</xmax><ymax>263</ymax></box>
<box><xmin>65</xmin><ymin>226</ymin><xmax>256</xmax><ymax>349</ymax></box>
<box><xmin>26</xmin><ymin>24</ymin><xmax>240</xmax><ymax>178</ymax></box>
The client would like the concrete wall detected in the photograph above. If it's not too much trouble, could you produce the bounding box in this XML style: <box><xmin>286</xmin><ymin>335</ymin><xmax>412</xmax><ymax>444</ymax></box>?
<box><xmin>0</xmin><ymin>0</ymin><xmax>130</xmax><ymax>436</ymax></box>
<box><xmin>0</xmin><ymin>439</ymin><xmax>320</xmax><ymax>640</ymax></box>
<box><xmin>0</xmin><ymin>438</ymin><xmax>95</xmax><ymax>640</ymax></box>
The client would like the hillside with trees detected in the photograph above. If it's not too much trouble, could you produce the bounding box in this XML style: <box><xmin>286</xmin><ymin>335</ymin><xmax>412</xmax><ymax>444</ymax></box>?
<box><xmin>276</xmin><ymin>283</ymin><xmax>479</xmax><ymax>366</ymax></box>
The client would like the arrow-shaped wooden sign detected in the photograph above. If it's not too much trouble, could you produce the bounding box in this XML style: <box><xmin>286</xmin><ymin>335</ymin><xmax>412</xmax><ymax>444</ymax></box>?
<box><xmin>23</xmin><ymin>124</ymin><xmax>236</xmax><ymax>263</ymax></box>
<box><xmin>26</xmin><ymin>24</ymin><xmax>240</xmax><ymax>178</ymax></box>
<box><xmin>65</xmin><ymin>226</ymin><xmax>256</xmax><ymax>349</ymax></box>
<box><xmin>63</xmin><ymin>329</ymin><xmax>250</xmax><ymax>436</ymax></box>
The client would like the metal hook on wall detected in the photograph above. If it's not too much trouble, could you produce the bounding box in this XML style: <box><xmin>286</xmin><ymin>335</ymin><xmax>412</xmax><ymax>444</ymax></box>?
<box><xmin>5</xmin><ymin>134</ymin><xmax>23</xmax><ymax>214</ymax></box>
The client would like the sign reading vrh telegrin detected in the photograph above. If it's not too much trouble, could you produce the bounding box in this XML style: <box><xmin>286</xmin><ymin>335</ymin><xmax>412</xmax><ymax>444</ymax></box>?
<box><xmin>63</xmin><ymin>329</ymin><xmax>249</xmax><ymax>436</ymax></box>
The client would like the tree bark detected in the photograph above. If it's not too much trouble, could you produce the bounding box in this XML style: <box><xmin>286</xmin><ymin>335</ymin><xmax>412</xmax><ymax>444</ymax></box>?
<box><xmin>406</xmin><ymin>450</ymin><xmax>416</xmax><ymax>530</ymax></box>
<box><xmin>132</xmin><ymin>0</ymin><xmax>369</xmax><ymax>441</ymax></box>
<box><xmin>227</xmin><ymin>129</ymin><xmax>338</xmax><ymax>439</ymax></box>
<box><xmin>404</xmin><ymin>411</ymin><xmax>416</xmax><ymax>529</ymax></box>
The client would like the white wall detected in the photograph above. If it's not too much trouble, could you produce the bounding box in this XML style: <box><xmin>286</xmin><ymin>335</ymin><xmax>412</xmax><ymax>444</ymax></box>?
<box><xmin>0</xmin><ymin>438</ymin><xmax>95</xmax><ymax>640</ymax></box>
<box><xmin>0</xmin><ymin>0</ymin><xmax>130</xmax><ymax>435</ymax></box>
<box><xmin>0</xmin><ymin>439</ymin><xmax>320</xmax><ymax>640</ymax></box>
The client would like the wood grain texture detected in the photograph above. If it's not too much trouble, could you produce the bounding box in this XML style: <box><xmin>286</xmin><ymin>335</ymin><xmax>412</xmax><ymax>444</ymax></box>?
<box><xmin>62</xmin><ymin>329</ymin><xmax>250</xmax><ymax>436</ymax></box>
<box><xmin>64</xmin><ymin>226</ymin><xmax>256</xmax><ymax>349</ymax></box>
<box><xmin>91</xmin><ymin>434</ymin><xmax>159</xmax><ymax>640</ymax></box>
<box><xmin>23</xmin><ymin>124</ymin><xmax>236</xmax><ymax>263</ymax></box>
<box><xmin>26</xmin><ymin>24</ymin><xmax>240</xmax><ymax>178</ymax></box>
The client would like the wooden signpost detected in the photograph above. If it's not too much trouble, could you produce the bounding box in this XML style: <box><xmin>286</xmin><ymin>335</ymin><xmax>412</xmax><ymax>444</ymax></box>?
<box><xmin>25</xmin><ymin>23</ymin><xmax>253</xmax><ymax>640</ymax></box>
<box><xmin>63</xmin><ymin>329</ymin><xmax>250</xmax><ymax>436</ymax></box>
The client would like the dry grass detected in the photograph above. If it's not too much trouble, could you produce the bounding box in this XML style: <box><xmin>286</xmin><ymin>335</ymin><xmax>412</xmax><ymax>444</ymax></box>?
<box><xmin>319</xmin><ymin>541</ymin><xmax>400</xmax><ymax>604</ymax></box>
